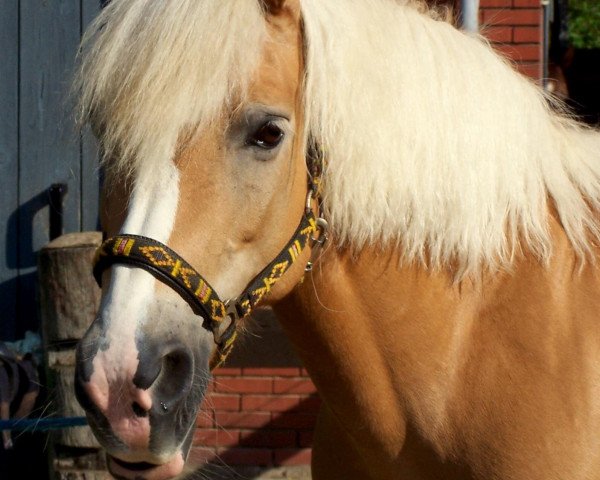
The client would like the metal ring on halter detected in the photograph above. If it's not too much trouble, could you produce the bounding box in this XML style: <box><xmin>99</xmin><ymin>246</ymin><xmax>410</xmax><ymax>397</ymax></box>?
<box><xmin>211</xmin><ymin>300</ymin><xmax>241</xmax><ymax>344</ymax></box>
<box><xmin>304</xmin><ymin>184</ymin><xmax>328</xmax><ymax>273</ymax></box>
<box><xmin>305</xmin><ymin>188</ymin><xmax>315</xmax><ymax>214</ymax></box>
<box><xmin>224</xmin><ymin>299</ymin><xmax>242</xmax><ymax>322</ymax></box>
<box><xmin>312</xmin><ymin>218</ymin><xmax>328</xmax><ymax>247</ymax></box>
<box><xmin>305</xmin><ymin>218</ymin><xmax>328</xmax><ymax>272</ymax></box>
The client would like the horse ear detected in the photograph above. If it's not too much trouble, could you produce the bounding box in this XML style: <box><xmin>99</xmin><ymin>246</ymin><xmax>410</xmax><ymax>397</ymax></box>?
<box><xmin>262</xmin><ymin>0</ymin><xmax>287</xmax><ymax>15</ymax></box>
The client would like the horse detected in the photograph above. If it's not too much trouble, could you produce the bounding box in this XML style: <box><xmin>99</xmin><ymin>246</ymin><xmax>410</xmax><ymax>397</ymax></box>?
<box><xmin>73</xmin><ymin>0</ymin><xmax>600</xmax><ymax>479</ymax></box>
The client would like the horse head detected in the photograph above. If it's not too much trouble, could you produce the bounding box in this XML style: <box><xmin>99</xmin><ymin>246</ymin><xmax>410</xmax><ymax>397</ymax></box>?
<box><xmin>74</xmin><ymin>1</ymin><xmax>309</xmax><ymax>478</ymax></box>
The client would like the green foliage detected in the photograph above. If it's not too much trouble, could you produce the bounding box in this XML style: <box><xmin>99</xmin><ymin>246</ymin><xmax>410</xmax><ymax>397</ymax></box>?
<box><xmin>569</xmin><ymin>0</ymin><xmax>600</xmax><ymax>49</ymax></box>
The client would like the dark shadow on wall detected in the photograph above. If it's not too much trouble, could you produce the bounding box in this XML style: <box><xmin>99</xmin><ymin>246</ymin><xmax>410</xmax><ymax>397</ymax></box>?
<box><xmin>187</xmin><ymin>311</ymin><xmax>317</xmax><ymax>479</ymax></box>
<box><xmin>189</xmin><ymin>394</ymin><xmax>318</xmax><ymax>480</ymax></box>
<box><xmin>225</xmin><ymin>311</ymin><xmax>304</xmax><ymax>369</ymax></box>
<box><xmin>2</xmin><ymin>190</ymin><xmax>51</xmax><ymax>340</ymax></box>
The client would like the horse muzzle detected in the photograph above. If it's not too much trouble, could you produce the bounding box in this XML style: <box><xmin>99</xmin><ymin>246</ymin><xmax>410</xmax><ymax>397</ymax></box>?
<box><xmin>74</xmin><ymin>290</ymin><xmax>212</xmax><ymax>479</ymax></box>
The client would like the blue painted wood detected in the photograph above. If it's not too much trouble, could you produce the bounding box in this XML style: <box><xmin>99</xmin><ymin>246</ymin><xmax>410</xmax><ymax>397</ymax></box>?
<box><xmin>0</xmin><ymin>1</ymin><xmax>103</xmax><ymax>339</ymax></box>
<box><xmin>18</xmin><ymin>0</ymin><xmax>84</xmax><ymax>336</ymax></box>
<box><xmin>81</xmin><ymin>0</ymin><xmax>101</xmax><ymax>232</ymax></box>
<box><xmin>0</xmin><ymin>1</ymin><xmax>20</xmax><ymax>340</ymax></box>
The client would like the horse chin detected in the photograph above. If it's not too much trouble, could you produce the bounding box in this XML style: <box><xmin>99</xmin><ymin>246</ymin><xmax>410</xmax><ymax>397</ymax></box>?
<box><xmin>84</xmin><ymin>395</ymin><xmax>199</xmax><ymax>480</ymax></box>
<box><xmin>95</xmin><ymin>410</ymin><xmax>195</xmax><ymax>480</ymax></box>
<box><xmin>107</xmin><ymin>452</ymin><xmax>186</xmax><ymax>480</ymax></box>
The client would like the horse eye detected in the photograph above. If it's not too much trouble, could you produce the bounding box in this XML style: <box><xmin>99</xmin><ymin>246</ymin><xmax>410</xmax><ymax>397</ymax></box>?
<box><xmin>247</xmin><ymin>121</ymin><xmax>284</xmax><ymax>149</ymax></box>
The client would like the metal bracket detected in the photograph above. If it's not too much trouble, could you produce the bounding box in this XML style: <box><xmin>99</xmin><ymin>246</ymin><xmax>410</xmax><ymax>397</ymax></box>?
<box><xmin>48</xmin><ymin>183</ymin><xmax>68</xmax><ymax>240</ymax></box>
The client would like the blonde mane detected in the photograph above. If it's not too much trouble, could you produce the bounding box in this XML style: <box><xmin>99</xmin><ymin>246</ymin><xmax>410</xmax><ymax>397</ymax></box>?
<box><xmin>75</xmin><ymin>0</ymin><xmax>600</xmax><ymax>275</ymax></box>
<box><xmin>75</xmin><ymin>0</ymin><xmax>266</xmax><ymax>177</ymax></box>
<box><xmin>301</xmin><ymin>0</ymin><xmax>600</xmax><ymax>274</ymax></box>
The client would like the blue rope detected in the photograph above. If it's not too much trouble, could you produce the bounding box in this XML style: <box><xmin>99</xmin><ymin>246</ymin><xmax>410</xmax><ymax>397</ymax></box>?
<box><xmin>0</xmin><ymin>416</ymin><xmax>88</xmax><ymax>432</ymax></box>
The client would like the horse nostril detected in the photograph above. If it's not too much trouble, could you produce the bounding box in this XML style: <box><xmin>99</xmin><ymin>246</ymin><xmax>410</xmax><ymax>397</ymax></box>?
<box><xmin>163</xmin><ymin>350</ymin><xmax>188</xmax><ymax>377</ymax></box>
<box><xmin>131</xmin><ymin>402</ymin><xmax>149</xmax><ymax>418</ymax></box>
<box><xmin>154</xmin><ymin>348</ymin><xmax>194</xmax><ymax>404</ymax></box>
<box><xmin>133</xmin><ymin>343</ymin><xmax>194</xmax><ymax>409</ymax></box>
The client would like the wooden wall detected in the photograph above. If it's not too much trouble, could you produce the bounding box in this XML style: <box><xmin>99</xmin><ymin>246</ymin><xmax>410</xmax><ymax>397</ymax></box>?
<box><xmin>0</xmin><ymin>0</ymin><xmax>100</xmax><ymax>341</ymax></box>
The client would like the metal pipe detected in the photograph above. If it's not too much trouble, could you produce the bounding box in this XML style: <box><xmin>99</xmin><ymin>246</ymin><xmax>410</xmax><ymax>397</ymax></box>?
<box><xmin>461</xmin><ymin>0</ymin><xmax>480</xmax><ymax>34</ymax></box>
<box><xmin>541</xmin><ymin>0</ymin><xmax>552</xmax><ymax>90</ymax></box>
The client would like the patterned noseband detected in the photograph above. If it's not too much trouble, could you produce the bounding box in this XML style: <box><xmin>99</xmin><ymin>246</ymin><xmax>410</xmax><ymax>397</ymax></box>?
<box><xmin>93</xmin><ymin>157</ymin><xmax>326</xmax><ymax>369</ymax></box>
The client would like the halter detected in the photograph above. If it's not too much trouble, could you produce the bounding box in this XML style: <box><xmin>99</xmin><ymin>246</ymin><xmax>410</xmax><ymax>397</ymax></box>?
<box><xmin>93</xmin><ymin>153</ymin><xmax>327</xmax><ymax>369</ymax></box>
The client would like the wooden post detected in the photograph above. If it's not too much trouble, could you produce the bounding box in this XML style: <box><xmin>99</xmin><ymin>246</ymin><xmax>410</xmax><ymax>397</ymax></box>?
<box><xmin>39</xmin><ymin>232</ymin><xmax>102</xmax><ymax>347</ymax></box>
<box><xmin>38</xmin><ymin>232</ymin><xmax>108</xmax><ymax>478</ymax></box>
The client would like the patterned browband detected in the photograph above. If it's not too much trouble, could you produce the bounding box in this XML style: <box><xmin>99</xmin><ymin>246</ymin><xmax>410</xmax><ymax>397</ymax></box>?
<box><xmin>93</xmin><ymin>211</ymin><xmax>318</xmax><ymax>369</ymax></box>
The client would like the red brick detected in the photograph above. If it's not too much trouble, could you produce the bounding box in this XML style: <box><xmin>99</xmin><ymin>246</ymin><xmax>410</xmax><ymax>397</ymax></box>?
<box><xmin>300</xmin><ymin>368</ymin><xmax>310</xmax><ymax>377</ymax></box>
<box><xmin>204</xmin><ymin>393</ymin><xmax>240</xmax><ymax>411</ymax></box>
<box><xmin>513</xmin><ymin>0</ymin><xmax>540</xmax><ymax>6</ymax></box>
<box><xmin>196</xmin><ymin>411</ymin><xmax>214</xmax><ymax>428</ymax></box>
<box><xmin>482</xmin><ymin>8</ymin><xmax>540</xmax><ymax>26</ymax></box>
<box><xmin>215</xmin><ymin>411</ymin><xmax>272</xmax><ymax>429</ymax></box>
<box><xmin>516</xmin><ymin>62</ymin><xmax>542</xmax><ymax>79</ymax></box>
<box><xmin>495</xmin><ymin>44</ymin><xmax>541</xmax><ymax>62</ymax></box>
<box><xmin>239</xmin><ymin>430</ymin><xmax>297</xmax><ymax>448</ymax></box>
<box><xmin>482</xmin><ymin>26</ymin><xmax>512</xmax><ymax>43</ymax></box>
<box><xmin>217</xmin><ymin>447</ymin><xmax>272</xmax><ymax>466</ymax></box>
<box><xmin>480</xmin><ymin>0</ymin><xmax>511</xmax><ymax>7</ymax></box>
<box><xmin>214</xmin><ymin>377</ymin><xmax>272</xmax><ymax>394</ymax></box>
<box><xmin>274</xmin><ymin>448</ymin><xmax>312</xmax><ymax>466</ymax></box>
<box><xmin>513</xmin><ymin>26</ymin><xmax>541</xmax><ymax>43</ymax></box>
<box><xmin>273</xmin><ymin>378</ymin><xmax>317</xmax><ymax>394</ymax></box>
<box><xmin>299</xmin><ymin>431</ymin><xmax>314</xmax><ymax>448</ymax></box>
<box><xmin>242</xmin><ymin>395</ymin><xmax>301</xmax><ymax>412</ymax></box>
<box><xmin>194</xmin><ymin>428</ymin><xmax>240</xmax><ymax>447</ymax></box>
<box><xmin>213</xmin><ymin>367</ymin><xmax>243</xmax><ymax>376</ymax></box>
<box><xmin>242</xmin><ymin>367</ymin><xmax>302</xmax><ymax>377</ymax></box>
<box><xmin>271</xmin><ymin>413</ymin><xmax>318</xmax><ymax>430</ymax></box>
<box><xmin>188</xmin><ymin>447</ymin><xmax>217</xmax><ymax>465</ymax></box>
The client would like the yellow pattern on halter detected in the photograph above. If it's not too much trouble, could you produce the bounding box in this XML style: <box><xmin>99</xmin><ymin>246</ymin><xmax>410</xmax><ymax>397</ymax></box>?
<box><xmin>93</xmin><ymin>208</ymin><xmax>320</xmax><ymax>370</ymax></box>
<box><xmin>93</xmin><ymin>148</ymin><xmax>326</xmax><ymax>370</ymax></box>
<box><xmin>139</xmin><ymin>245</ymin><xmax>199</xmax><ymax>291</ymax></box>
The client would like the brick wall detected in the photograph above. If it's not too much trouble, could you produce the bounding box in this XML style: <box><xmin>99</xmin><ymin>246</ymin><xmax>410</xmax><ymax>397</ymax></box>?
<box><xmin>479</xmin><ymin>0</ymin><xmax>544</xmax><ymax>79</ymax></box>
<box><xmin>191</xmin><ymin>367</ymin><xmax>320</xmax><ymax>469</ymax></box>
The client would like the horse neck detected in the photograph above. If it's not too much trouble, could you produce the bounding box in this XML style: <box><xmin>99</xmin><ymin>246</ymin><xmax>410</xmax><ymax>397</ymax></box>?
<box><xmin>273</xmin><ymin>218</ymin><xmax>598</xmax><ymax>463</ymax></box>
<box><xmin>273</xmin><ymin>245</ymin><xmax>476</xmax><ymax>457</ymax></box>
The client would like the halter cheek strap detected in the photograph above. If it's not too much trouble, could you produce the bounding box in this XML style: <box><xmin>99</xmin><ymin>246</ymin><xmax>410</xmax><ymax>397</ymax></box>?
<box><xmin>93</xmin><ymin>209</ymin><xmax>323</xmax><ymax>369</ymax></box>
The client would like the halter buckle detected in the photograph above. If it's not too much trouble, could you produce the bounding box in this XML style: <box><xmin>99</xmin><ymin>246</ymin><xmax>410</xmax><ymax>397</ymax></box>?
<box><xmin>224</xmin><ymin>299</ymin><xmax>242</xmax><ymax>323</ymax></box>
<box><xmin>312</xmin><ymin>218</ymin><xmax>329</xmax><ymax>247</ymax></box>
<box><xmin>212</xmin><ymin>299</ymin><xmax>241</xmax><ymax>346</ymax></box>
<box><xmin>306</xmin><ymin>218</ymin><xmax>329</xmax><ymax>272</ymax></box>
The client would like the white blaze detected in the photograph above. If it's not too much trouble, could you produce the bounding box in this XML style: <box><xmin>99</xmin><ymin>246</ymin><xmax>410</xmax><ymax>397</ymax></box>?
<box><xmin>90</xmin><ymin>162</ymin><xmax>180</xmax><ymax>410</ymax></box>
